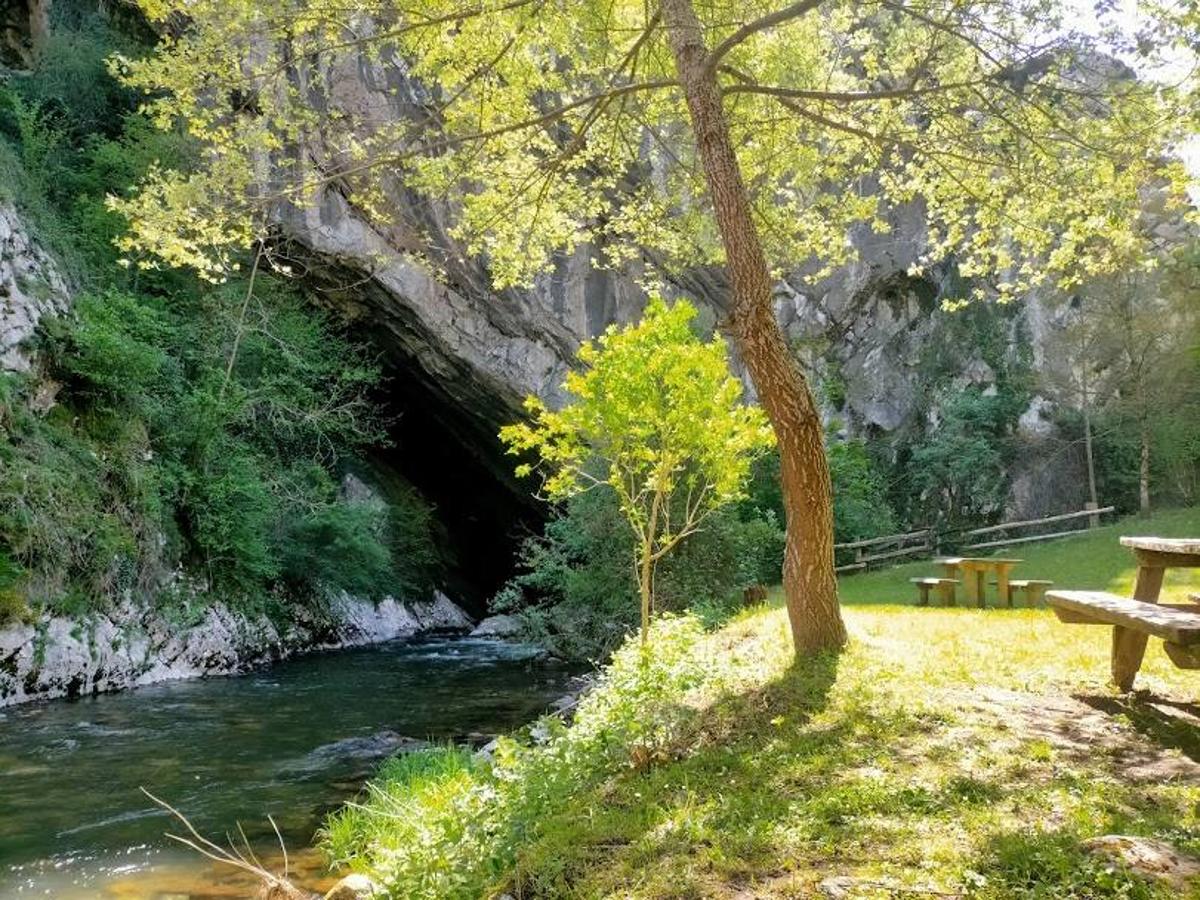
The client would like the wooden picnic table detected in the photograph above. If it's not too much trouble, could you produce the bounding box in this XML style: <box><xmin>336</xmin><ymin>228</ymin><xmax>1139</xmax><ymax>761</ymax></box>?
<box><xmin>935</xmin><ymin>557</ymin><xmax>1023</xmax><ymax>607</ymax></box>
<box><xmin>1109</xmin><ymin>537</ymin><xmax>1200</xmax><ymax>689</ymax></box>
<box><xmin>1046</xmin><ymin>537</ymin><xmax>1200</xmax><ymax>689</ymax></box>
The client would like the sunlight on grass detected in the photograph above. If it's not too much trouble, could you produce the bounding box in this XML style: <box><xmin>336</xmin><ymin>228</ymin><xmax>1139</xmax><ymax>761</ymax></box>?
<box><xmin>329</xmin><ymin>507</ymin><xmax>1200</xmax><ymax>899</ymax></box>
<box><xmin>500</xmin><ymin>604</ymin><xmax>1200</xmax><ymax>898</ymax></box>
<box><xmin>331</xmin><ymin>599</ymin><xmax>1200</xmax><ymax>898</ymax></box>
<box><xmin>845</xmin><ymin>606</ymin><xmax>1199</xmax><ymax>698</ymax></box>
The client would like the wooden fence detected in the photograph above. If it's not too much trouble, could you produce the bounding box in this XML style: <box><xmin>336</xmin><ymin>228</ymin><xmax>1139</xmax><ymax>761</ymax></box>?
<box><xmin>834</xmin><ymin>528</ymin><xmax>932</xmax><ymax>573</ymax></box>
<box><xmin>833</xmin><ymin>503</ymin><xmax>1116</xmax><ymax>573</ymax></box>
<box><xmin>959</xmin><ymin>505</ymin><xmax>1115</xmax><ymax>552</ymax></box>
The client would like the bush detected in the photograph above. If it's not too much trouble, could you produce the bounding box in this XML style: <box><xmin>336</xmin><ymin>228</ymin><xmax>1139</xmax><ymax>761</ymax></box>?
<box><xmin>908</xmin><ymin>388</ymin><xmax>1024</xmax><ymax>532</ymax></box>
<box><xmin>0</xmin><ymin>552</ymin><xmax>28</xmax><ymax>625</ymax></box>
<box><xmin>491</xmin><ymin>489</ymin><xmax>783</xmax><ymax>659</ymax></box>
<box><xmin>281</xmin><ymin>501</ymin><xmax>395</xmax><ymax>601</ymax></box>
<box><xmin>742</xmin><ymin>443</ymin><xmax>898</xmax><ymax>547</ymax></box>
<box><xmin>0</xmin><ymin>16</ymin><xmax>441</xmax><ymax>618</ymax></box>
<box><xmin>828</xmin><ymin>439</ymin><xmax>898</xmax><ymax>544</ymax></box>
<box><xmin>320</xmin><ymin>616</ymin><xmax>712</xmax><ymax>898</ymax></box>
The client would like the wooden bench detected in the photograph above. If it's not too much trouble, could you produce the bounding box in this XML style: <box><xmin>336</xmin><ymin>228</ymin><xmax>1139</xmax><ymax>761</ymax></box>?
<box><xmin>1047</xmin><ymin>590</ymin><xmax>1200</xmax><ymax>689</ymax></box>
<box><xmin>911</xmin><ymin>577</ymin><xmax>959</xmax><ymax>607</ymax></box>
<box><xmin>999</xmin><ymin>579</ymin><xmax>1053</xmax><ymax>607</ymax></box>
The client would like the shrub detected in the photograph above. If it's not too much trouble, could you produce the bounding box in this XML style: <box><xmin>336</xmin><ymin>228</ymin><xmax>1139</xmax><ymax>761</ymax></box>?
<box><xmin>909</xmin><ymin>388</ymin><xmax>1024</xmax><ymax>532</ymax></box>
<box><xmin>500</xmin><ymin>297</ymin><xmax>774</xmax><ymax>644</ymax></box>
<box><xmin>0</xmin><ymin>552</ymin><xmax>28</xmax><ymax>625</ymax></box>
<box><xmin>281</xmin><ymin>502</ymin><xmax>394</xmax><ymax>601</ymax></box>
<box><xmin>0</xmin><ymin>11</ymin><xmax>441</xmax><ymax>621</ymax></box>
<box><xmin>320</xmin><ymin>616</ymin><xmax>712</xmax><ymax>898</ymax></box>
<box><xmin>828</xmin><ymin>439</ymin><xmax>898</xmax><ymax>544</ymax></box>
<box><xmin>742</xmin><ymin>443</ymin><xmax>899</xmax><ymax>548</ymax></box>
<box><xmin>492</xmin><ymin>488</ymin><xmax>783</xmax><ymax>659</ymax></box>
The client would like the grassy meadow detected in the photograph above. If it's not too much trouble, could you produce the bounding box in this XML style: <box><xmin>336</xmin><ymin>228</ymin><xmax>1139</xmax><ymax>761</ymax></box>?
<box><xmin>324</xmin><ymin>508</ymin><xmax>1200</xmax><ymax>899</ymax></box>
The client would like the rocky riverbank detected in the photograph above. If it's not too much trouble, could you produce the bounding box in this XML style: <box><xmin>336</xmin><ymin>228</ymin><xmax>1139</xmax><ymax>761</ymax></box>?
<box><xmin>0</xmin><ymin>591</ymin><xmax>472</xmax><ymax>707</ymax></box>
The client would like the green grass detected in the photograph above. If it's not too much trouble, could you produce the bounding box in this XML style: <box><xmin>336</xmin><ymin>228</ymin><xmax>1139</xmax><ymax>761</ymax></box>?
<box><xmin>840</xmin><ymin>506</ymin><xmax>1200</xmax><ymax>606</ymax></box>
<box><xmin>325</xmin><ymin>507</ymin><xmax>1200</xmax><ymax>899</ymax></box>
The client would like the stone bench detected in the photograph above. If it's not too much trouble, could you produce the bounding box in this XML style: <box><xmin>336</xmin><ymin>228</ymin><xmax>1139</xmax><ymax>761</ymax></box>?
<box><xmin>911</xmin><ymin>577</ymin><xmax>959</xmax><ymax>607</ymax></box>
<box><xmin>1047</xmin><ymin>590</ymin><xmax>1200</xmax><ymax>688</ymax></box>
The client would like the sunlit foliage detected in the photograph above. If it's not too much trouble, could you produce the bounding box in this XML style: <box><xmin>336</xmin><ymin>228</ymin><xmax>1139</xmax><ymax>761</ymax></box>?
<box><xmin>500</xmin><ymin>297</ymin><xmax>773</xmax><ymax>643</ymax></box>
<box><xmin>110</xmin><ymin>0</ymin><xmax>1195</xmax><ymax>303</ymax></box>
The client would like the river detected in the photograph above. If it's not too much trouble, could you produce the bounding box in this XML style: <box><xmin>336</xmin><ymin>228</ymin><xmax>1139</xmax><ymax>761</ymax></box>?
<box><xmin>0</xmin><ymin>636</ymin><xmax>574</xmax><ymax>898</ymax></box>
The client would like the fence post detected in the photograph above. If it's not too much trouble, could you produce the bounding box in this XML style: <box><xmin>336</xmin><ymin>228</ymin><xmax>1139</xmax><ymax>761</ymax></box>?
<box><xmin>1085</xmin><ymin>501</ymin><xmax>1099</xmax><ymax>529</ymax></box>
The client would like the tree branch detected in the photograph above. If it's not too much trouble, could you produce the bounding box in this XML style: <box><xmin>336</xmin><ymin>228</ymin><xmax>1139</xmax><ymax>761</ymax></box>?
<box><xmin>704</xmin><ymin>0</ymin><xmax>827</xmax><ymax>75</ymax></box>
<box><xmin>721</xmin><ymin>77</ymin><xmax>989</xmax><ymax>103</ymax></box>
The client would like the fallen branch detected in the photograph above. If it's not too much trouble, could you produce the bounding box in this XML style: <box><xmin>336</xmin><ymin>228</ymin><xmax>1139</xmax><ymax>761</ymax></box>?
<box><xmin>140</xmin><ymin>788</ymin><xmax>316</xmax><ymax>900</ymax></box>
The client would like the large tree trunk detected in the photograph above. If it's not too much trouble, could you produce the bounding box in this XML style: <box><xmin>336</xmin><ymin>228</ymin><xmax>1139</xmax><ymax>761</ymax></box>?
<box><xmin>660</xmin><ymin>0</ymin><xmax>847</xmax><ymax>653</ymax></box>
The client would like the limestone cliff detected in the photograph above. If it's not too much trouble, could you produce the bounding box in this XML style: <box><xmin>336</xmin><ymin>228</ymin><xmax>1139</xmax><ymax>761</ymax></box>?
<box><xmin>0</xmin><ymin>591</ymin><xmax>473</xmax><ymax>707</ymax></box>
<box><xmin>273</xmin><ymin>52</ymin><xmax>1073</xmax><ymax>517</ymax></box>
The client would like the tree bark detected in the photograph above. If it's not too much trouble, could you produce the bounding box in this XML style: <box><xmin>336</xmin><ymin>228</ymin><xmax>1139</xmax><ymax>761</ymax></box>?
<box><xmin>1139</xmin><ymin>424</ymin><xmax>1151</xmax><ymax>514</ymax></box>
<box><xmin>660</xmin><ymin>0</ymin><xmax>846</xmax><ymax>653</ymax></box>
<box><xmin>1081</xmin><ymin>372</ymin><xmax>1099</xmax><ymax>511</ymax></box>
<box><xmin>638</xmin><ymin>488</ymin><xmax>663</xmax><ymax>647</ymax></box>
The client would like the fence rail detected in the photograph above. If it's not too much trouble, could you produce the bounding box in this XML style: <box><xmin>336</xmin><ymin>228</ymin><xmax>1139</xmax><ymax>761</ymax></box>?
<box><xmin>833</xmin><ymin>504</ymin><xmax>1116</xmax><ymax>572</ymax></box>
<box><xmin>961</xmin><ymin>506</ymin><xmax>1115</xmax><ymax>539</ymax></box>
<box><xmin>834</xmin><ymin>528</ymin><xmax>932</xmax><ymax>572</ymax></box>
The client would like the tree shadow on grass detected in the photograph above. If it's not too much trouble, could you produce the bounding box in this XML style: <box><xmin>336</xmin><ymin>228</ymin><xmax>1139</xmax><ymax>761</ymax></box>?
<box><xmin>508</xmin><ymin>650</ymin><xmax>1013</xmax><ymax>897</ymax></box>
<box><xmin>1075</xmin><ymin>691</ymin><xmax>1200</xmax><ymax>763</ymax></box>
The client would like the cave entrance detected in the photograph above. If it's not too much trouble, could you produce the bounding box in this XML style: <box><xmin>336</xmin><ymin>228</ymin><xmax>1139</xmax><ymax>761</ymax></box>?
<box><xmin>363</xmin><ymin>360</ymin><xmax>547</xmax><ymax>620</ymax></box>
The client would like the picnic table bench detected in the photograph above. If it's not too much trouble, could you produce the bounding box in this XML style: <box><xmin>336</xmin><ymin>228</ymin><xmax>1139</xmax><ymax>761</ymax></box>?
<box><xmin>910</xmin><ymin>577</ymin><xmax>959</xmax><ymax>607</ymax></box>
<box><xmin>1047</xmin><ymin>537</ymin><xmax>1200</xmax><ymax>690</ymax></box>
<box><xmin>1000</xmin><ymin>578</ymin><xmax>1054</xmax><ymax>607</ymax></box>
<box><xmin>935</xmin><ymin>557</ymin><xmax>1023</xmax><ymax>607</ymax></box>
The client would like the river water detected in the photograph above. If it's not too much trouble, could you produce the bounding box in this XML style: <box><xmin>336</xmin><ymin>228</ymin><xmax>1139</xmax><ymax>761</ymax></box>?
<box><xmin>0</xmin><ymin>636</ymin><xmax>574</xmax><ymax>898</ymax></box>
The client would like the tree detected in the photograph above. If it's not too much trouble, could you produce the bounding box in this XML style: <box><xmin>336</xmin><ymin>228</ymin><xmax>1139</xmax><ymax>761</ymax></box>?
<box><xmin>110</xmin><ymin>0</ymin><xmax>1194</xmax><ymax>653</ymax></box>
<box><xmin>1044</xmin><ymin>256</ymin><xmax>1200</xmax><ymax>513</ymax></box>
<box><xmin>500</xmin><ymin>297</ymin><xmax>773</xmax><ymax>646</ymax></box>
<box><xmin>910</xmin><ymin>388</ymin><xmax>1022</xmax><ymax>530</ymax></box>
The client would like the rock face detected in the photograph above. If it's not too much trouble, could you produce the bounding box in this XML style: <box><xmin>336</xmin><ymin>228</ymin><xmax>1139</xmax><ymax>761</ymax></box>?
<box><xmin>276</xmin><ymin>53</ymin><xmax>1084</xmax><ymax>517</ymax></box>
<box><xmin>0</xmin><ymin>591</ymin><xmax>473</xmax><ymax>708</ymax></box>
<box><xmin>0</xmin><ymin>201</ymin><xmax>71</xmax><ymax>373</ymax></box>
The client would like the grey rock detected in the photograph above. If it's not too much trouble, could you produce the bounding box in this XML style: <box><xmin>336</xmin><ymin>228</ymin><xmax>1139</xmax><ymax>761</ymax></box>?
<box><xmin>817</xmin><ymin>875</ymin><xmax>857</xmax><ymax>898</ymax></box>
<box><xmin>1083</xmin><ymin>835</ymin><xmax>1200</xmax><ymax>888</ymax></box>
<box><xmin>470</xmin><ymin>614</ymin><xmax>523</xmax><ymax>639</ymax></box>
<box><xmin>299</xmin><ymin>731</ymin><xmax>429</xmax><ymax>767</ymax></box>
<box><xmin>0</xmin><ymin>201</ymin><xmax>71</xmax><ymax>373</ymax></box>
<box><xmin>0</xmin><ymin>591</ymin><xmax>475</xmax><ymax>708</ymax></box>
<box><xmin>324</xmin><ymin>873</ymin><xmax>379</xmax><ymax>900</ymax></box>
<box><xmin>474</xmin><ymin>736</ymin><xmax>501</xmax><ymax>762</ymax></box>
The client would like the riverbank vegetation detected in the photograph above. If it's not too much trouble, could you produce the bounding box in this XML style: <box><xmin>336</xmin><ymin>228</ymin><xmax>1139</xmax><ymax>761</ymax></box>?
<box><xmin>0</xmin><ymin>8</ymin><xmax>441</xmax><ymax>624</ymax></box>
<box><xmin>323</xmin><ymin>512</ymin><xmax>1200</xmax><ymax>897</ymax></box>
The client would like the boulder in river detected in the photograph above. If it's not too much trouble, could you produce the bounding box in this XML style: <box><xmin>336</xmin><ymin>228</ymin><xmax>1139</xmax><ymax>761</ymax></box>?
<box><xmin>296</xmin><ymin>731</ymin><xmax>430</xmax><ymax>769</ymax></box>
<box><xmin>470</xmin><ymin>615</ymin><xmax>523</xmax><ymax>639</ymax></box>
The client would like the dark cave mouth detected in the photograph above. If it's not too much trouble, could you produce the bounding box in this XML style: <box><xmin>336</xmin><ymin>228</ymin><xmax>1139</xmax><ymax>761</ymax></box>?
<box><xmin>364</xmin><ymin>365</ymin><xmax>546</xmax><ymax>620</ymax></box>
